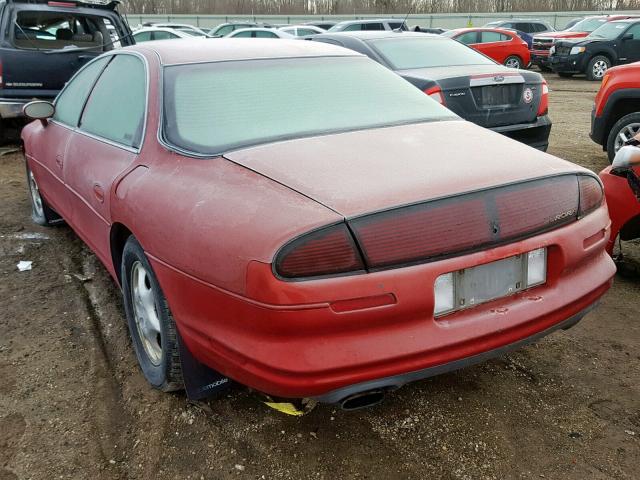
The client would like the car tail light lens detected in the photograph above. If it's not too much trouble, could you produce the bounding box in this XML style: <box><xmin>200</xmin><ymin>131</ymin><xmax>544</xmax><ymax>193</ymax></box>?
<box><xmin>578</xmin><ymin>175</ymin><xmax>604</xmax><ymax>216</ymax></box>
<box><xmin>537</xmin><ymin>81</ymin><xmax>549</xmax><ymax>116</ymax></box>
<box><xmin>424</xmin><ymin>85</ymin><xmax>446</xmax><ymax>105</ymax></box>
<box><xmin>275</xmin><ymin>223</ymin><xmax>365</xmax><ymax>279</ymax></box>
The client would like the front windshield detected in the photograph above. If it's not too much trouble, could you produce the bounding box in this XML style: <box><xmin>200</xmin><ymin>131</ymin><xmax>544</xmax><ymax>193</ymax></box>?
<box><xmin>163</xmin><ymin>56</ymin><xmax>456</xmax><ymax>155</ymax></box>
<box><xmin>369</xmin><ymin>37</ymin><xmax>495</xmax><ymax>69</ymax></box>
<box><xmin>588</xmin><ymin>21</ymin><xmax>631</xmax><ymax>39</ymax></box>
<box><xmin>568</xmin><ymin>17</ymin><xmax>607</xmax><ymax>32</ymax></box>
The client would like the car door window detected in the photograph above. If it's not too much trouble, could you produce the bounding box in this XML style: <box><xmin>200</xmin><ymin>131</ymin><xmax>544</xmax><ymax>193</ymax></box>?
<box><xmin>255</xmin><ymin>30</ymin><xmax>277</xmax><ymax>38</ymax></box>
<box><xmin>233</xmin><ymin>30</ymin><xmax>253</xmax><ymax>37</ymax></box>
<box><xmin>53</xmin><ymin>56</ymin><xmax>110</xmax><ymax>127</ymax></box>
<box><xmin>481</xmin><ymin>31</ymin><xmax>509</xmax><ymax>43</ymax></box>
<box><xmin>626</xmin><ymin>24</ymin><xmax>640</xmax><ymax>40</ymax></box>
<box><xmin>79</xmin><ymin>55</ymin><xmax>146</xmax><ymax>148</ymax></box>
<box><xmin>133</xmin><ymin>31</ymin><xmax>152</xmax><ymax>42</ymax></box>
<box><xmin>152</xmin><ymin>30</ymin><xmax>177</xmax><ymax>41</ymax></box>
<box><xmin>363</xmin><ymin>23</ymin><xmax>384</xmax><ymax>31</ymax></box>
<box><xmin>297</xmin><ymin>28</ymin><xmax>317</xmax><ymax>36</ymax></box>
<box><xmin>456</xmin><ymin>31</ymin><xmax>478</xmax><ymax>44</ymax></box>
<box><xmin>514</xmin><ymin>23</ymin><xmax>532</xmax><ymax>33</ymax></box>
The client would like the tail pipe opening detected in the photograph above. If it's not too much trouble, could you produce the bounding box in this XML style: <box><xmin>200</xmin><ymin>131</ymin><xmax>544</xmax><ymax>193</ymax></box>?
<box><xmin>339</xmin><ymin>389</ymin><xmax>387</xmax><ymax>411</ymax></box>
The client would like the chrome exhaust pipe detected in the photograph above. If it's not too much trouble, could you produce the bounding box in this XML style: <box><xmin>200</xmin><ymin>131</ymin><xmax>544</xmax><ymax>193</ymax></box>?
<box><xmin>339</xmin><ymin>389</ymin><xmax>386</xmax><ymax>411</ymax></box>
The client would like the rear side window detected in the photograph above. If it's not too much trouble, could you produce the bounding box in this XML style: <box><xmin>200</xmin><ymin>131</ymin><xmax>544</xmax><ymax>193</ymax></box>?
<box><xmin>133</xmin><ymin>31</ymin><xmax>152</xmax><ymax>42</ymax></box>
<box><xmin>255</xmin><ymin>30</ymin><xmax>277</xmax><ymax>38</ymax></box>
<box><xmin>455</xmin><ymin>31</ymin><xmax>478</xmax><ymax>44</ymax></box>
<box><xmin>80</xmin><ymin>55</ymin><xmax>146</xmax><ymax>148</ymax></box>
<box><xmin>233</xmin><ymin>30</ymin><xmax>253</xmax><ymax>37</ymax></box>
<box><xmin>53</xmin><ymin>56</ymin><xmax>110</xmax><ymax>127</ymax></box>
<box><xmin>363</xmin><ymin>23</ymin><xmax>385</xmax><ymax>31</ymax></box>
<box><xmin>481</xmin><ymin>31</ymin><xmax>510</xmax><ymax>42</ymax></box>
<box><xmin>153</xmin><ymin>30</ymin><xmax>178</xmax><ymax>40</ymax></box>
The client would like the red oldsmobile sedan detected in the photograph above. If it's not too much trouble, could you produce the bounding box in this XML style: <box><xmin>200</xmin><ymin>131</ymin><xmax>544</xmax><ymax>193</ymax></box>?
<box><xmin>443</xmin><ymin>28</ymin><xmax>531</xmax><ymax>69</ymax></box>
<box><xmin>21</xmin><ymin>39</ymin><xmax>614</xmax><ymax>409</ymax></box>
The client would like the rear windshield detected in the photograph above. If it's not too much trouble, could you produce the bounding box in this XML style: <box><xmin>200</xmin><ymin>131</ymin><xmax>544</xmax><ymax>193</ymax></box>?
<box><xmin>369</xmin><ymin>37</ymin><xmax>495</xmax><ymax>69</ymax></box>
<box><xmin>163</xmin><ymin>56</ymin><xmax>455</xmax><ymax>155</ymax></box>
<box><xmin>13</xmin><ymin>9</ymin><xmax>125</xmax><ymax>51</ymax></box>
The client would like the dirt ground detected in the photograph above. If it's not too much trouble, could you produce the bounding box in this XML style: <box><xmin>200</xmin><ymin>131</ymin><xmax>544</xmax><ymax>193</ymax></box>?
<box><xmin>1</xmin><ymin>73</ymin><xmax>639</xmax><ymax>480</ymax></box>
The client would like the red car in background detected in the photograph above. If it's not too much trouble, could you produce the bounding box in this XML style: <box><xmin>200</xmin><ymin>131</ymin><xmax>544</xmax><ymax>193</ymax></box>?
<box><xmin>591</xmin><ymin>62</ymin><xmax>640</xmax><ymax>162</ymax></box>
<box><xmin>443</xmin><ymin>28</ymin><xmax>530</xmax><ymax>69</ymax></box>
<box><xmin>21</xmin><ymin>39</ymin><xmax>614</xmax><ymax>409</ymax></box>
<box><xmin>532</xmin><ymin>15</ymin><xmax>639</xmax><ymax>71</ymax></box>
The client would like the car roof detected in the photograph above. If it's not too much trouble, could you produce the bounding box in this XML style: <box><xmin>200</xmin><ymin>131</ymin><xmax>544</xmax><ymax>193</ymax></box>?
<box><xmin>129</xmin><ymin>38</ymin><xmax>359</xmax><ymax>65</ymax></box>
<box><xmin>317</xmin><ymin>31</ymin><xmax>436</xmax><ymax>41</ymax></box>
<box><xmin>334</xmin><ymin>18</ymin><xmax>406</xmax><ymax>25</ymax></box>
<box><xmin>610</xmin><ymin>18</ymin><xmax>640</xmax><ymax>24</ymax></box>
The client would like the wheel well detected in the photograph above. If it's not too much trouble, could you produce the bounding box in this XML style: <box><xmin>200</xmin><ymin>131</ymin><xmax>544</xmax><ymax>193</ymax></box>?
<box><xmin>110</xmin><ymin>223</ymin><xmax>133</xmax><ymax>284</ymax></box>
<box><xmin>621</xmin><ymin>214</ymin><xmax>640</xmax><ymax>242</ymax></box>
<box><xmin>603</xmin><ymin>99</ymin><xmax>640</xmax><ymax>147</ymax></box>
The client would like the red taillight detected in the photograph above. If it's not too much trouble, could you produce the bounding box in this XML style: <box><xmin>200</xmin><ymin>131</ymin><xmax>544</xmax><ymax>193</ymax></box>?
<box><xmin>424</xmin><ymin>85</ymin><xmax>446</xmax><ymax>105</ymax></box>
<box><xmin>494</xmin><ymin>175</ymin><xmax>579</xmax><ymax>239</ymax></box>
<box><xmin>351</xmin><ymin>196</ymin><xmax>490</xmax><ymax>269</ymax></box>
<box><xmin>537</xmin><ymin>80</ymin><xmax>549</xmax><ymax>116</ymax></box>
<box><xmin>578</xmin><ymin>175</ymin><xmax>604</xmax><ymax>216</ymax></box>
<box><xmin>275</xmin><ymin>223</ymin><xmax>365</xmax><ymax>279</ymax></box>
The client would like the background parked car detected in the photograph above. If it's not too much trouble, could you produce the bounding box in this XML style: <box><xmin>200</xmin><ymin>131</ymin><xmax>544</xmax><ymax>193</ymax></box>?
<box><xmin>225</xmin><ymin>28</ymin><xmax>294</xmax><ymax>38</ymax></box>
<box><xmin>209</xmin><ymin>22</ymin><xmax>267</xmax><ymax>37</ymax></box>
<box><xmin>591</xmin><ymin>62</ymin><xmax>640</xmax><ymax>161</ymax></box>
<box><xmin>133</xmin><ymin>27</ymin><xmax>194</xmax><ymax>42</ymax></box>
<box><xmin>0</xmin><ymin>0</ymin><xmax>133</xmax><ymax>141</ymax></box>
<box><xmin>483</xmin><ymin>19</ymin><xmax>554</xmax><ymax>47</ymax></box>
<box><xmin>141</xmin><ymin>22</ymin><xmax>208</xmax><ymax>37</ymax></box>
<box><xmin>309</xmin><ymin>31</ymin><xmax>551</xmax><ymax>150</ymax></box>
<box><xmin>279</xmin><ymin>25</ymin><xmax>324</xmax><ymax>37</ymax></box>
<box><xmin>550</xmin><ymin>19</ymin><xmax>640</xmax><ymax>80</ymax></box>
<box><xmin>304</xmin><ymin>20</ymin><xmax>336</xmax><ymax>30</ymax></box>
<box><xmin>531</xmin><ymin>15</ymin><xmax>638</xmax><ymax>71</ymax></box>
<box><xmin>328</xmin><ymin>18</ymin><xmax>408</xmax><ymax>32</ymax></box>
<box><xmin>442</xmin><ymin>28</ymin><xmax>531</xmax><ymax>69</ymax></box>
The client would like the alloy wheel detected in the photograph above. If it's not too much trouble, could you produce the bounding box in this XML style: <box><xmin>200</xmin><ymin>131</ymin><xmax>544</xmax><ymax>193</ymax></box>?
<box><xmin>131</xmin><ymin>261</ymin><xmax>163</xmax><ymax>365</ymax></box>
<box><xmin>592</xmin><ymin>60</ymin><xmax>608</xmax><ymax>79</ymax></box>
<box><xmin>614</xmin><ymin>122</ymin><xmax>640</xmax><ymax>153</ymax></box>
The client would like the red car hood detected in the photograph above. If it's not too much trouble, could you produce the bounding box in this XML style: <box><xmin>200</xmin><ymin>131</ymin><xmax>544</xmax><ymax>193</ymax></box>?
<box><xmin>224</xmin><ymin>120</ymin><xmax>585</xmax><ymax>218</ymax></box>
<box><xmin>536</xmin><ymin>31</ymin><xmax>588</xmax><ymax>39</ymax></box>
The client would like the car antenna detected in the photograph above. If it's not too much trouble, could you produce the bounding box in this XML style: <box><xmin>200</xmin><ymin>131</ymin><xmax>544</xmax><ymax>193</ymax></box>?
<box><xmin>394</xmin><ymin>5</ymin><xmax>414</xmax><ymax>32</ymax></box>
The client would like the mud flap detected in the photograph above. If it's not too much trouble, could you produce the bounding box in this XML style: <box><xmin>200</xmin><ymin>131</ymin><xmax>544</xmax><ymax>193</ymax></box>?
<box><xmin>177</xmin><ymin>333</ymin><xmax>231</xmax><ymax>401</ymax></box>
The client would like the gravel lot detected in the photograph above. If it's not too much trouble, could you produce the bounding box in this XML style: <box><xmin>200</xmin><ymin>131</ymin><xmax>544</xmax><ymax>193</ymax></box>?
<box><xmin>1</xmin><ymin>73</ymin><xmax>639</xmax><ymax>480</ymax></box>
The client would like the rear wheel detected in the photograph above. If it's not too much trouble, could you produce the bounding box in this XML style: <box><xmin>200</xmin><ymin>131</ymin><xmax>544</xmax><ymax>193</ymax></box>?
<box><xmin>606</xmin><ymin>112</ymin><xmax>640</xmax><ymax>163</ymax></box>
<box><xmin>121</xmin><ymin>236</ymin><xmax>183</xmax><ymax>392</ymax></box>
<box><xmin>26</xmin><ymin>163</ymin><xmax>62</xmax><ymax>226</ymax></box>
<box><xmin>587</xmin><ymin>55</ymin><xmax>611</xmax><ymax>81</ymax></box>
<box><xmin>504</xmin><ymin>55</ymin><xmax>522</xmax><ymax>69</ymax></box>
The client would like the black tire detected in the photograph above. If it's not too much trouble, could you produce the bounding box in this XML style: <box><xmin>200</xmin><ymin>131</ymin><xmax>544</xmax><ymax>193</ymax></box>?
<box><xmin>504</xmin><ymin>55</ymin><xmax>522</xmax><ymax>69</ymax></box>
<box><xmin>557</xmin><ymin>72</ymin><xmax>574</xmax><ymax>78</ymax></box>
<box><xmin>586</xmin><ymin>55</ymin><xmax>611</xmax><ymax>81</ymax></box>
<box><xmin>25</xmin><ymin>162</ymin><xmax>62</xmax><ymax>226</ymax></box>
<box><xmin>606</xmin><ymin>112</ymin><xmax>640</xmax><ymax>163</ymax></box>
<box><xmin>121</xmin><ymin>236</ymin><xmax>183</xmax><ymax>392</ymax></box>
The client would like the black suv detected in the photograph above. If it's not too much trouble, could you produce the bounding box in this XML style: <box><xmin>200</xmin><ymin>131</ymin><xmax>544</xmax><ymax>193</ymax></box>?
<box><xmin>550</xmin><ymin>19</ymin><xmax>640</xmax><ymax>80</ymax></box>
<box><xmin>0</xmin><ymin>0</ymin><xmax>133</xmax><ymax>138</ymax></box>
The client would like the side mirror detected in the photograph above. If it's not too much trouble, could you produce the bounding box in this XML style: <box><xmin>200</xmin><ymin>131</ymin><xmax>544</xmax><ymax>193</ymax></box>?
<box><xmin>23</xmin><ymin>101</ymin><xmax>55</xmax><ymax>122</ymax></box>
<box><xmin>612</xmin><ymin>145</ymin><xmax>640</xmax><ymax>170</ymax></box>
<box><xmin>622</xmin><ymin>33</ymin><xmax>634</xmax><ymax>41</ymax></box>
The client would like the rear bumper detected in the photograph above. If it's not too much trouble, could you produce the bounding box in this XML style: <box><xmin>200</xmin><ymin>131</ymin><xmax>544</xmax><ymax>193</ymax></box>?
<box><xmin>149</xmin><ymin>206</ymin><xmax>614</xmax><ymax>399</ymax></box>
<box><xmin>490</xmin><ymin>115</ymin><xmax>552</xmax><ymax>151</ymax></box>
<box><xmin>314</xmin><ymin>301</ymin><xmax>597</xmax><ymax>403</ymax></box>
<box><xmin>0</xmin><ymin>99</ymin><xmax>29</xmax><ymax>119</ymax></box>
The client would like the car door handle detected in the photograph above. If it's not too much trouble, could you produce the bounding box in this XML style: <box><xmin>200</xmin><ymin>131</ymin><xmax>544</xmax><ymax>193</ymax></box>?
<box><xmin>93</xmin><ymin>183</ymin><xmax>105</xmax><ymax>203</ymax></box>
